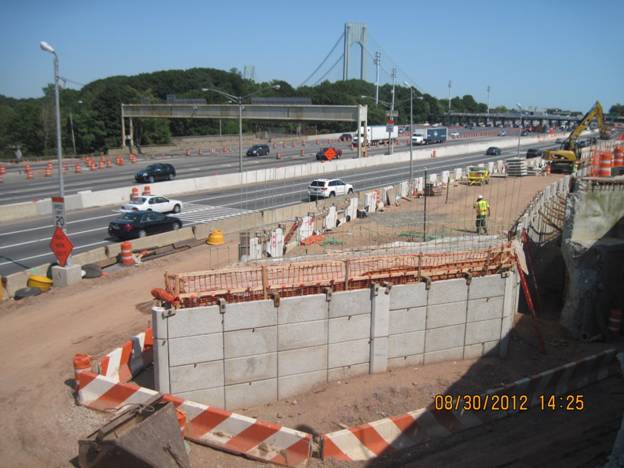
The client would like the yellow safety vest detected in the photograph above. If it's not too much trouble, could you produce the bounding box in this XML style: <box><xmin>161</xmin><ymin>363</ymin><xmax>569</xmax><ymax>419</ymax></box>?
<box><xmin>475</xmin><ymin>199</ymin><xmax>489</xmax><ymax>216</ymax></box>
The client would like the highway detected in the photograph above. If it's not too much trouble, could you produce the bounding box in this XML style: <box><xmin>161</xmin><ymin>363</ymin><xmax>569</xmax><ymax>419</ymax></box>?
<box><xmin>0</xmin><ymin>138</ymin><xmax>557</xmax><ymax>276</ymax></box>
<box><xmin>0</xmin><ymin>130</ymin><xmax>515</xmax><ymax>204</ymax></box>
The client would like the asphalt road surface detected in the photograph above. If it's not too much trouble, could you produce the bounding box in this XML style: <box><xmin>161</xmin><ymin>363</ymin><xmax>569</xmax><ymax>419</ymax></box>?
<box><xmin>0</xmin><ymin>132</ymin><xmax>526</xmax><ymax>204</ymax></box>
<box><xmin>0</xmin><ymin>139</ymin><xmax>557</xmax><ymax>276</ymax></box>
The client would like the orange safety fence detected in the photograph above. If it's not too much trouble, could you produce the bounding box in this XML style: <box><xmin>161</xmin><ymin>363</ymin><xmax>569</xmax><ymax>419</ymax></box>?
<box><xmin>164</xmin><ymin>244</ymin><xmax>514</xmax><ymax>307</ymax></box>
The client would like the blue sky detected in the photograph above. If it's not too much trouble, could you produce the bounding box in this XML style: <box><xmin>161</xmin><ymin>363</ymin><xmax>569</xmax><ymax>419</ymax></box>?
<box><xmin>1</xmin><ymin>0</ymin><xmax>622</xmax><ymax>111</ymax></box>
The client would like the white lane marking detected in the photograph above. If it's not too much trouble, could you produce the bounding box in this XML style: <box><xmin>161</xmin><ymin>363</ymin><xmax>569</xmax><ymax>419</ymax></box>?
<box><xmin>0</xmin><ymin>213</ymin><xmax>118</xmax><ymax>237</ymax></box>
<box><xmin>0</xmin><ymin>227</ymin><xmax>108</xmax><ymax>250</ymax></box>
<box><xmin>0</xmin><ymin>240</ymin><xmax>110</xmax><ymax>267</ymax></box>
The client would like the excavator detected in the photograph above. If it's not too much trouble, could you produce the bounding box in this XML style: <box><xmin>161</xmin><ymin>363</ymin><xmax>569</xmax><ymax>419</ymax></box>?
<box><xmin>543</xmin><ymin>101</ymin><xmax>611</xmax><ymax>168</ymax></box>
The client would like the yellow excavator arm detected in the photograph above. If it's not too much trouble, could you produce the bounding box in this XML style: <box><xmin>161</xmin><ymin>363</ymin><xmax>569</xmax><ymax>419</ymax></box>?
<box><xmin>545</xmin><ymin>101</ymin><xmax>611</xmax><ymax>163</ymax></box>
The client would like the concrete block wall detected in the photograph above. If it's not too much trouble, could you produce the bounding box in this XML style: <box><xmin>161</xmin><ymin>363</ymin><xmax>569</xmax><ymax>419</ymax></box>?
<box><xmin>153</xmin><ymin>270</ymin><xmax>519</xmax><ymax>410</ymax></box>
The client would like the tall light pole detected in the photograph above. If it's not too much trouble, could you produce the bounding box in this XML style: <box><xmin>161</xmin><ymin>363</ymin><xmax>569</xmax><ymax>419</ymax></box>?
<box><xmin>516</xmin><ymin>103</ymin><xmax>523</xmax><ymax>157</ymax></box>
<box><xmin>374</xmin><ymin>52</ymin><xmax>381</xmax><ymax>105</ymax></box>
<box><xmin>486</xmin><ymin>85</ymin><xmax>491</xmax><ymax>115</ymax></box>
<box><xmin>388</xmin><ymin>67</ymin><xmax>397</xmax><ymax>155</ymax></box>
<box><xmin>202</xmin><ymin>84</ymin><xmax>280</xmax><ymax>172</ymax></box>
<box><xmin>447</xmin><ymin>80</ymin><xmax>452</xmax><ymax>125</ymax></box>
<box><xmin>40</xmin><ymin>41</ymin><xmax>64</xmax><ymax>197</ymax></box>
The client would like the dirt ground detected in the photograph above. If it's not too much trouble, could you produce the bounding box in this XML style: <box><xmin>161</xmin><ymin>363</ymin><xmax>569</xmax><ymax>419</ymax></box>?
<box><xmin>287</xmin><ymin>173</ymin><xmax>564</xmax><ymax>257</ymax></box>
<box><xmin>1</xmin><ymin>171</ymin><xmax>606</xmax><ymax>468</ymax></box>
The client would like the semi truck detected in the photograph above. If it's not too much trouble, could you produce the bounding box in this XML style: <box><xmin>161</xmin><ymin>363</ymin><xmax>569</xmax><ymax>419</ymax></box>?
<box><xmin>352</xmin><ymin>125</ymin><xmax>398</xmax><ymax>146</ymax></box>
<box><xmin>411</xmin><ymin>127</ymin><xmax>448</xmax><ymax>145</ymax></box>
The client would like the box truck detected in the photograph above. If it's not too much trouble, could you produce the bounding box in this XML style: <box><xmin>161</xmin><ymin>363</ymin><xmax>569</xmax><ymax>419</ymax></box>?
<box><xmin>353</xmin><ymin>125</ymin><xmax>398</xmax><ymax>146</ymax></box>
<box><xmin>411</xmin><ymin>127</ymin><xmax>448</xmax><ymax>145</ymax></box>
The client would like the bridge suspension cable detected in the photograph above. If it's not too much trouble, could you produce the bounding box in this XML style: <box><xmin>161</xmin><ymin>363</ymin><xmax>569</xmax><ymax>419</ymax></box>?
<box><xmin>300</xmin><ymin>32</ymin><xmax>345</xmax><ymax>87</ymax></box>
<box><xmin>314</xmin><ymin>53</ymin><xmax>345</xmax><ymax>85</ymax></box>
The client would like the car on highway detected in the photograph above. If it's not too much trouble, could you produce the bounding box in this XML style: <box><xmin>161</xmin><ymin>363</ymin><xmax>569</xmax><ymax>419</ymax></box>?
<box><xmin>108</xmin><ymin>211</ymin><xmax>182</xmax><ymax>240</ymax></box>
<box><xmin>316</xmin><ymin>147</ymin><xmax>342</xmax><ymax>161</ymax></box>
<box><xmin>498</xmin><ymin>130</ymin><xmax>507</xmax><ymax>136</ymax></box>
<box><xmin>486</xmin><ymin>146</ymin><xmax>502</xmax><ymax>156</ymax></box>
<box><xmin>135</xmin><ymin>163</ymin><xmax>176</xmax><ymax>183</ymax></box>
<box><xmin>521</xmin><ymin>130</ymin><xmax>530</xmax><ymax>136</ymax></box>
<box><xmin>246</xmin><ymin>144</ymin><xmax>270</xmax><ymax>157</ymax></box>
<box><xmin>120</xmin><ymin>195</ymin><xmax>182</xmax><ymax>214</ymax></box>
<box><xmin>526</xmin><ymin>148</ymin><xmax>543</xmax><ymax>158</ymax></box>
<box><xmin>449</xmin><ymin>131</ymin><xmax>460</xmax><ymax>138</ymax></box>
<box><xmin>339</xmin><ymin>133</ymin><xmax>353</xmax><ymax>142</ymax></box>
<box><xmin>307</xmin><ymin>178</ymin><xmax>353</xmax><ymax>199</ymax></box>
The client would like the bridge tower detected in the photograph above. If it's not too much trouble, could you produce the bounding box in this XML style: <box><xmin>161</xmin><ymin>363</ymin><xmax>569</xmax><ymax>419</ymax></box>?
<box><xmin>343</xmin><ymin>22</ymin><xmax>368</xmax><ymax>81</ymax></box>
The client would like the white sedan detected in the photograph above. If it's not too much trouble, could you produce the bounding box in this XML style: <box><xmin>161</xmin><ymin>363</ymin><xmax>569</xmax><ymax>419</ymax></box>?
<box><xmin>308</xmin><ymin>178</ymin><xmax>354</xmax><ymax>199</ymax></box>
<box><xmin>120</xmin><ymin>195</ymin><xmax>183</xmax><ymax>213</ymax></box>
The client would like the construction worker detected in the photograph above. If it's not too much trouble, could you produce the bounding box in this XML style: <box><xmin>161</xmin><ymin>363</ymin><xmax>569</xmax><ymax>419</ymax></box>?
<box><xmin>474</xmin><ymin>195</ymin><xmax>490</xmax><ymax>234</ymax></box>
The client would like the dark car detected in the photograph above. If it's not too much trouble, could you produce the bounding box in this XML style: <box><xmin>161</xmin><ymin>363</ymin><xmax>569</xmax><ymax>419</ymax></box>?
<box><xmin>486</xmin><ymin>146</ymin><xmax>502</xmax><ymax>156</ymax></box>
<box><xmin>134</xmin><ymin>163</ymin><xmax>176</xmax><ymax>183</ymax></box>
<box><xmin>339</xmin><ymin>133</ymin><xmax>353</xmax><ymax>142</ymax></box>
<box><xmin>526</xmin><ymin>148</ymin><xmax>543</xmax><ymax>158</ymax></box>
<box><xmin>108</xmin><ymin>211</ymin><xmax>182</xmax><ymax>240</ymax></box>
<box><xmin>246</xmin><ymin>144</ymin><xmax>270</xmax><ymax>157</ymax></box>
<box><xmin>520</xmin><ymin>130</ymin><xmax>530</xmax><ymax>136</ymax></box>
<box><xmin>316</xmin><ymin>147</ymin><xmax>343</xmax><ymax>161</ymax></box>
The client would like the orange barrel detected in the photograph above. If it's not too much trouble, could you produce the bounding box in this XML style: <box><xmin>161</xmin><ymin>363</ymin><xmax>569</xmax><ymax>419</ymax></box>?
<box><xmin>120</xmin><ymin>241</ymin><xmax>135</xmax><ymax>266</ymax></box>
<box><xmin>106</xmin><ymin>159</ymin><xmax>112</xmax><ymax>168</ymax></box>
<box><xmin>599</xmin><ymin>151</ymin><xmax>613</xmax><ymax>177</ymax></box>
<box><xmin>131</xmin><ymin>187</ymin><xmax>140</xmax><ymax>199</ymax></box>
<box><xmin>73</xmin><ymin>353</ymin><xmax>92</xmax><ymax>388</ymax></box>
<box><xmin>609</xmin><ymin>309</ymin><xmax>622</xmax><ymax>335</ymax></box>
<box><xmin>0</xmin><ymin>165</ymin><xmax>7</xmax><ymax>175</ymax></box>
<box><xmin>142</xmin><ymin>185</ymin><xmax>151</xmax><ymax>196</ymax></box>
<box><xmin>590</xmin><ymin>150</ymin><xmax>600</xmax><ymax>176</ymax></box>
<box><xmin>98</xmin><ymin>160</ymin><xmax>105</xmax><ymax>169</ymax></box>
<box><xmin>44</xmin><ymin>167</ymin><xmax>52</xmax><ymax>177</ymax></box>
<box><xmin>75</xmin><ymin>163</ymin><xmax>81</xmax><ymax>174</ymax></box>
<box><xmin>614</xmin><ymin>146</ymin><xmax>624</xmax><ymax>167</ymax></box>
<box><xmin>89</xmin><ymin>163</ymin><xmax>96</xmax><ymax>171</ymax></box>
<box><xmin>26</xmin><ymin>170</ymin><xmax>33</xmax><ymax>180</ymax></box>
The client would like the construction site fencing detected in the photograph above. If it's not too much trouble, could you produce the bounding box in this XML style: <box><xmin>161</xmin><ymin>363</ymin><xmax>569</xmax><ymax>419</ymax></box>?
<box><xmin>164</xmin><ymin>243</ymin><xmax>514</xmax><ymax>307</ymax></box>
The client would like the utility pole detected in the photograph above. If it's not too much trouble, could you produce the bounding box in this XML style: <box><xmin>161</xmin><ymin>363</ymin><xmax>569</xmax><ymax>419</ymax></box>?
<box><xmin>374</xmin><ymin>52</ymin><xmax>381</xmax><ymax>105</ymax></box>
<box><xmin>447</xmin><ymin>80</ymin><xmax>452</xmax><ymax>126</ymax></box>
<box><xmin>486</xmin><ymin>85</ymin><xmax>491</xmax><ymax>115</ymax></box>
<box><xmin>69</xmin><ymin>112</ymin><xmax>77</xmax><ymax>155</ymax></box>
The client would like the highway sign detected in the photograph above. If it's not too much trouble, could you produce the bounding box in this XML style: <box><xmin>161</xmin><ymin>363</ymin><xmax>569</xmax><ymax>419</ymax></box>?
<box><xmin>52</xmin><ymin>196</ymin><xmax>66</xmax><ymax>229</ymax></box>
<box><xmin>385</xmin><ymin>111</ymin><xmax>399</xmax><ymax>118</ymax></box>
<box><xmin>49</xmin><ymin>226</ymin><xmax>73</xmax><ymax>267</ymax></box>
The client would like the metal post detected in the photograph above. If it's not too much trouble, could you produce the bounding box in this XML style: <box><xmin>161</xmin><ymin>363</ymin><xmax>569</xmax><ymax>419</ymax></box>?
<box><xmin>447</xmin><ymin>80</ymin><xmax>452</xmax><ymax>126</ymax></box>
<box><xmin>121</xmin><ymin>105</ymin><xmax>126</xmax><ymax>148</ymax></box>
<box><xmin>423</xmin><ymin>167</ymin><xmax>428</xmax><ymax>242</ymax></box>
<box><xmin>219</xmin><ymin>119</ymin><xmax>222</xmax><ymax>137</ymax></box>
<box><xmin>69</xmin><ymin>112</ymin><xmax>77</xmax><ymax>155</ymax></box>
<box><xmin>238</xmin><ymin>101</ymin><xmax>243</xmax><ymax>173</ymax></box>
<box><xmin>409</xmin><ymin>87</ymin><xmax>413</xmax><ymax>187</ymax></box>
<box><xmin>52</xmin><ymin>54</ymin><xmax>64</xmax><ymax>198</ymax></box>
<box><xmin>129</xmin><ymin>118</ymin><xmax>134</xmax><ymax>153</ymax></box>
<box><xmin>487</xmin><ymin>85</ymin><xmax>491</xmax><ymax>115</ymax></box>
<box><xmin>388</xmin><ymin>67</ymin><xmax>396</xmax><ymax>155</ymax></box>
<box><xmin>374</xmin><ymin>52</ymin><xmax>381</xmax><ymax>105</ymax></box>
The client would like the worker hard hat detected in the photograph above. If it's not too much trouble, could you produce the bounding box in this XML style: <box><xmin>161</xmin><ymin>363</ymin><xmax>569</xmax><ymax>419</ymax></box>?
<box><xmin>477</xmin><ymin>195</ymin><xmax>483</xmax><ymax>200</ymax></box>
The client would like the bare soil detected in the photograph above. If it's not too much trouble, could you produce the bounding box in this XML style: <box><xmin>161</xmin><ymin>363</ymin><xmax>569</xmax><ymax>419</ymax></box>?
<box><xmin>2</xmin><ymin>172</ymin><xmax>611</xmax><ymax>468</ymax></box>
<box><xmin>287</xmin><ymin>173</ymin><xmax>564</xmax><ymax>257</ymax></box>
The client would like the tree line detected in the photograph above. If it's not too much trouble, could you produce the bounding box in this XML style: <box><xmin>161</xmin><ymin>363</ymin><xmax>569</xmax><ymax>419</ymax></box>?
<box><xmin>1</xmin><ymin>67</ymin><xmax>621</xmax><ymax>159</ymax></box>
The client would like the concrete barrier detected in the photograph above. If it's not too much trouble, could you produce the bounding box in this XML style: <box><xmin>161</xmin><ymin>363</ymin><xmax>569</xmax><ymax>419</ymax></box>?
<box><xmin>153</xmin><ymin>271</ymin><xmax>519</xmax><ymax>409</ymax></box>
<box><xmin>0</xmin><ymin>134</ymin><xmax>561</xmax><ymax>223</ymax></box>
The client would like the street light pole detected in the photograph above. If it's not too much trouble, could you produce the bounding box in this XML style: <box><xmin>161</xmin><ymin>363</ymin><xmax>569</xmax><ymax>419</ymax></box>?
<box><xmin>486</xmin><ymin>85</ymin><xmax>491</xmax><ymax>115</ymax></box>
<box><xmin>388</xmin><ymin>67</ymin><xmax>397</xmax><ymax>155</ymax></box>
<box><xmin>405</xmin><ymin>82</ymin><xmax>414</xmax><ymax>188</ymax></box>
<box><xmin>202</xmin><ymin>84</ymin><xmax>280</xmax><ymax>173</ymax></box>
<box><xmin>238</xmin><ymin>101</ymin><xmax>243</xmax><ymax>173</ymax></box>
<box><xmin>516</xmin><ymin>103</ymin><xmax>523</xmax><ymax>157</ymax></box>
<box><xmin>40</xmin><ymin>41</ymin><xmax>64</xmax><ymax>197</ymax></box>
<box><xmin>447</xmin><ymin>80</ymin><xmax>452</xmax><ymax>126</ymax></box>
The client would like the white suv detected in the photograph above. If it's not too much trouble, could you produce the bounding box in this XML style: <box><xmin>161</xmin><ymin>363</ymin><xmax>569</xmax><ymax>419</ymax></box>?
<box><xmin>308</xmin><ymin>178</ymin><xmax>354</xmax><ymax>199</ymax></box>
